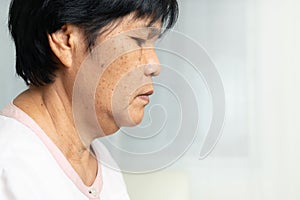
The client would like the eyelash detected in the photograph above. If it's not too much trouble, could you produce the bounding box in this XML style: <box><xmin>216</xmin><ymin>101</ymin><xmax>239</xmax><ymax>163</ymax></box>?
<box><xmin>130</xmin><ymin>36</ymin><xmax>146</xmax><ymax>47</ymax></box>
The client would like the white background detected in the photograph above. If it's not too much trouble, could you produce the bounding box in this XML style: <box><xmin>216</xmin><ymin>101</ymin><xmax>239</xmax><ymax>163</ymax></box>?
<box><xmin>1</xmin><ymin>0</ymin><xmax>300</xmax><ymax>199</ymax></box>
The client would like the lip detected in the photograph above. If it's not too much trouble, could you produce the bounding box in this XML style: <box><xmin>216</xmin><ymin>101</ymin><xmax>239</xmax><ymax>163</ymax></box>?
<box><xmin>137</xmin><ymin>90</ymin><xmax>154</xmax><ymax>103</ymax></box>
<box><xmin>139</xmin><ymin>90</ymin><xmax>154</xmax><ymax>96</ymax></box>
<box><xmin>138</xmin><ymin>95</ymin><xmax>150</xmax><ymax>102</ymax></box>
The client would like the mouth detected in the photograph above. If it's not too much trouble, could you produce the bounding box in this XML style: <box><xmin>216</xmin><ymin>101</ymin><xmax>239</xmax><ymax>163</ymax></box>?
<box><xmin>136</xmin><ymin>90</ymin><xmax>154</xmax><ymax>103</ymax></box>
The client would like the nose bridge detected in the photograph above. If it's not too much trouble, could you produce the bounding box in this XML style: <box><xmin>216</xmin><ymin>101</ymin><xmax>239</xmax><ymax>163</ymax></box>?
<box><xmin>143</xmin><ymin>47</ymin><xmax>161</xmax><ymax>77</ymax></box>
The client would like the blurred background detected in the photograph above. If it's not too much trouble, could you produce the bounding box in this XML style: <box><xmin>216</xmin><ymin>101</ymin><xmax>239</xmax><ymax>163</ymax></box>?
<box><xmin>1</xmin><ymin>0</ymin><xmax>300</xmax><ymax>199</ymax></box>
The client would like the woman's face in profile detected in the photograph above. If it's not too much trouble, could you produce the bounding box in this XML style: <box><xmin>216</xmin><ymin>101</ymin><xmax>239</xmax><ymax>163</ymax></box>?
<box><xmin>81</xmin><ymin>15</ymin><xmax>162</xmax><ymax>135</ymax></box>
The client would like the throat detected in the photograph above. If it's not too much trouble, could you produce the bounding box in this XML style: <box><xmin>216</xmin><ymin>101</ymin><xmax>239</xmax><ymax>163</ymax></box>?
<box><xmin>68</xmin><ymin>151</ymin><xmax>99</xmax><ymax>186</ymax></box>
<box><xmin>53</xmin><ymin>133</ymin><xmax>99</xmax><ymax>186</ymax></box>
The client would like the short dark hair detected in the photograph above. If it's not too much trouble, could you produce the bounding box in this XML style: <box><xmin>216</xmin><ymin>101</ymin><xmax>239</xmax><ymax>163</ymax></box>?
<box><xmin>8</xmin><ymin>0</ymin><xmax>179</xmax><ymax>86</ymax></box>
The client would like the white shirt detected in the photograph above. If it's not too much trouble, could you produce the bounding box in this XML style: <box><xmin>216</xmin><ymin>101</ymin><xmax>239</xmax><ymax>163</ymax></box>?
<box><xmin>0</xmin><ymin>103</ymin><xmax>130</xmax><ymax>200</ymax></box>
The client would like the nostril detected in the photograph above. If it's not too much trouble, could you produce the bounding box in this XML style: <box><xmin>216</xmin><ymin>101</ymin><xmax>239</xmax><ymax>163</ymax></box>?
<box><xmin>144</xmin><ymin>64</ymin><xmax>160</xmax><ymax>77</ymax></box>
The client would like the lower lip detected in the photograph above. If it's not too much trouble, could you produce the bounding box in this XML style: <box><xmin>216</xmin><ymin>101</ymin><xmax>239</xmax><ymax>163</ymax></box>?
<box><xmin>138</xmin><ymin>95</ymin><xmax>150</xmax><ymax>102</ymax></box>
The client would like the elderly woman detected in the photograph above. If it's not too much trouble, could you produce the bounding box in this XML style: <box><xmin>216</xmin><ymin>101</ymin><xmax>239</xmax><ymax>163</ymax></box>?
<box><xmin>0</xmin><ymin>0</ymin><xmax>178</xmax><ymax>199</ymax></box>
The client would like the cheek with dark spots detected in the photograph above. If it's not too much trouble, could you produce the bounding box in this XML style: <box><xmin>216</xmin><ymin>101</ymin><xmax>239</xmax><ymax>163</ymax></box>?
<box><xmin>139</xmin><ymin>49</ymin><xmax>142</xmax><ymax>63</ymax></box>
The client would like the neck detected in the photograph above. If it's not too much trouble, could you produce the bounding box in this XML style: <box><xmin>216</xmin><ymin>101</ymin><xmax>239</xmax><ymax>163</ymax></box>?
<box><xmin>13</xmin><ymin>81</ymin><xmax>97</xmax><ymax>163</ymax></box>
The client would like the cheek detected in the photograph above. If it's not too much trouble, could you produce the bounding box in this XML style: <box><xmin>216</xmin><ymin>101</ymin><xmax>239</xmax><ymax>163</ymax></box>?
<box><xmin>94</xmin><ymin>51</ymin><xmax>149</xmax><ymax>128</ymax></box>
<box><xmin>95</xmin><ymin>53</ymin><xmax>141</xmax><ymax>105</ymax></box>
<box><xmin>93</xmin><ymin>59</ymin><xmax>129</xmax><ymax>123</ymax></box>
<box><xmin>94</xmin><ymin>69</ymin><xmax>117</xmax><ymax>114</ymax></box>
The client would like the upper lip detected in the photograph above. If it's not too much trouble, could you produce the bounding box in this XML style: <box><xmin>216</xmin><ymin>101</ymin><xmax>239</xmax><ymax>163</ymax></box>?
<box><xmin>130</xmin><ymin>88</ymin><xmax>154</xmax><ymax>103</ymax></box>
<box><xmin>138</xmin><ymin>90</ymin><xmax>154</xmax><ymax>96</ymax></box>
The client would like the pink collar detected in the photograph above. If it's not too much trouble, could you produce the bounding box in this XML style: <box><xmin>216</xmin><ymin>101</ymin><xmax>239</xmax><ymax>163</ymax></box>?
<box><xmin>1</xmin><ymin>102</ymin><xmax>103</xmax><ymax>199</ymax></box>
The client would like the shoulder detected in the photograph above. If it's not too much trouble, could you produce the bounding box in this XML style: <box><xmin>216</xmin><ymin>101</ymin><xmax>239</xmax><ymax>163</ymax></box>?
<box><xmin>0</xmin><ymin>115</ymin><xmax>57</xmax><ymax>176</ymax></box>
<box><xmin>0</xmin><ymin>115</ymin><xmax>44</xmax><ymax>159</ymax></box>
<box><xmin>0</xmin><ymin>115</ymin><xmax>86</xmax><ymax>200</ymax></box>
<box><xmin>0</xmin><ymin>116</ymin><xmax>47</xmax><ymax>199</ymax></box>
<box><xmin>0</xmin><ymin>115</ymin><xmax>40</xmax><ymax>154</ymax></box>
<box><xmin>0</xmin><ymin>115</ymin><xmax>50</xmax><ymax>181</ymax></box>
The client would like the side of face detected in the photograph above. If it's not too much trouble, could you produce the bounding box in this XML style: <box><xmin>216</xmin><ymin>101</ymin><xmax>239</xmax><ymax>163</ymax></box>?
<box><xmin>48</xmin><ymin>14</ymin><xmax>161</xmax><ymax>136</ymax></box>
<box><xmin>93</xmin><ymin>16</ymin><xmax>162</xmax><ymax>135</ymax></box>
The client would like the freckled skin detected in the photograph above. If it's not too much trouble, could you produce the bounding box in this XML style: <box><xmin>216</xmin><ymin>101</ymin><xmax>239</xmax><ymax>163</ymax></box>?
<box><xmin>90</xmin><ymin>15</ymin><xmax>162</xmax><ymax>135</ymax></box>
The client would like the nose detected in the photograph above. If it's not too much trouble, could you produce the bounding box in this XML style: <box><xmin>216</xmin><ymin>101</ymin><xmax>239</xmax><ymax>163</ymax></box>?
<box><xmin>143</xmin><ymin>48</ymin><xmax>161</xmax><ymax>77</ymax></box>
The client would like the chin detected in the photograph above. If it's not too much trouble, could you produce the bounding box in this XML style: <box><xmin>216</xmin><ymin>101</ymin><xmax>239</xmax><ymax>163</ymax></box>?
<box><xmin>128</xmin><ymin>106</ymin><xmax>145</xmax><ymax>126</ymax></box>
<box><xmin>114</xmin><ymin>108</ymin><xmax>145</xmax><ymax>127</ymax></box>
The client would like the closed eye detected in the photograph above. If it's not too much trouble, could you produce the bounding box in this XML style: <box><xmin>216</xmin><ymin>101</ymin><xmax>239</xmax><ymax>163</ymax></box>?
<box><xmin>129</xmin><ymin>36</ymin><xmax>146</xmax><ymax>47</ymax></box>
